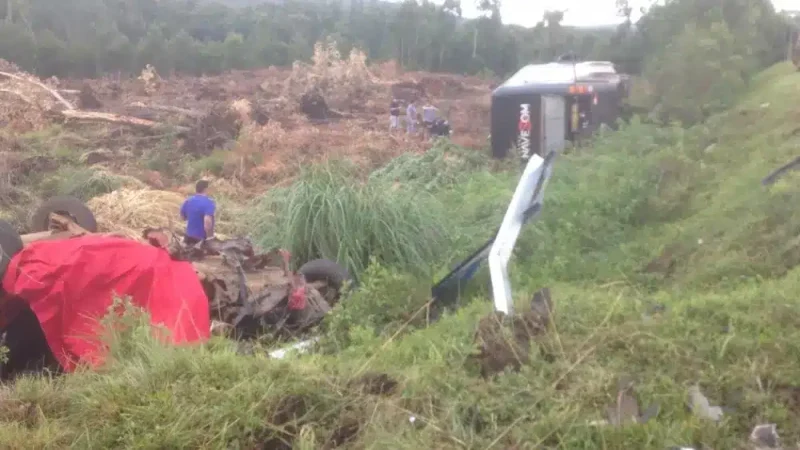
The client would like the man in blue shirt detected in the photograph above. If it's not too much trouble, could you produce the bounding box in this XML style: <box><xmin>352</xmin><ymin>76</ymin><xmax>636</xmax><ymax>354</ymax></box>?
<box><xmin>180</xmin><ymin>180</ymin><xmax>216</xmax><ymax>245</ymax></box>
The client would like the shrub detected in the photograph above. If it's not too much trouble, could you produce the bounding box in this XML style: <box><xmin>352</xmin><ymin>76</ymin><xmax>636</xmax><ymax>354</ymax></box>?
<box><xmin>248</xmin><ymin>162</ymin><xmax>451</xmax><ymax>276</ymax></box>
<box><xmin>38</xmin><ymin>166</ymin><xmax>133</xmax><ymax>202</ymax></box>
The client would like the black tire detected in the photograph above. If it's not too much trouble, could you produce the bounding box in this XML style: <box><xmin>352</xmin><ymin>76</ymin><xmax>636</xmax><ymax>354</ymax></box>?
<box><xmin>298</xmin><ymin>259</ymin><xmax>351</xmax><ymax>294</ymax></box>
<box><xmin>0</xmin><ymin>220</ymin><xmax>23</xmax><ymax>279</ymax></box>
<box><xmin>30</xmin><ymin>196</ymin><xmax>97</xmax><ymax>233</ymax></box>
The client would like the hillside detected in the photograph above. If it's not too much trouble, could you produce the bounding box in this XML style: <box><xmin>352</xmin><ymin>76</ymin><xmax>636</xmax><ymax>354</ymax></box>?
<box><xmin>0</xmin><ymin>62</ymin><xmax>799</xmax><ymax>449</ymax></box>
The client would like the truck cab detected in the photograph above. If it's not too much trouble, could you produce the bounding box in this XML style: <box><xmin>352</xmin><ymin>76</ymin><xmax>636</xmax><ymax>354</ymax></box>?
<box><xmin>490</xmin><ymin>60</ymin><xmax>630</xmax><ymax>159</ymax></box>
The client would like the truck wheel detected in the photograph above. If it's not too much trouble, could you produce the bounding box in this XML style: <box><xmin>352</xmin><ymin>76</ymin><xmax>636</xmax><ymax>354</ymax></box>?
<box><xmin>0</xmin><ymin>220</ymin><xmax>23</xmax><ymax>279</ymax></box>
<box><xmin>298</xmin><ymin>259</ymin><xmax>351</xmax><ymax>300</ymax></box>
<box><xmin>30</xmin><ymin>196</ymin><xmax>97</xmax><ymax>233</ymax></box>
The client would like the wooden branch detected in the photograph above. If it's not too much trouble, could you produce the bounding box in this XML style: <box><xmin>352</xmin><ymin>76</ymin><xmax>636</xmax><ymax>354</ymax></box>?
<box><xmin>0</xmin><ymin>71</ymin><xmax>75</xmax><ymax>110</ymax></box>
<box><xmin>0</xmin><ymin>88</ymin><xmax>33</xmax><ymax>104</ymax></box>
<box><xmin>59</xmin><ymin>109</ymin><xmax>189</xmax><ymax>132</ymax></box>
<box><xmin>129</xmin><ymin>101</ymin><xmax>203</xmax><ymax>118</ymax></box>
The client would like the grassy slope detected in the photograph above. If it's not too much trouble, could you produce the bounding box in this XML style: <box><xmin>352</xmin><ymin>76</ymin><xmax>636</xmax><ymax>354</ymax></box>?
<box><xmin>3</xmin><ymin>64</ymin><xmax>800</xmax><ymax>449</ymax></box>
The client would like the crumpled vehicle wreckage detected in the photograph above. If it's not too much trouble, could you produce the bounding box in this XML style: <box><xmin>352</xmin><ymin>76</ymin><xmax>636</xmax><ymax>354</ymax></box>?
<box><xmin>0</xmin><ymin>195</ymin><xmax>350</xmax><ymax>379</ymax></box>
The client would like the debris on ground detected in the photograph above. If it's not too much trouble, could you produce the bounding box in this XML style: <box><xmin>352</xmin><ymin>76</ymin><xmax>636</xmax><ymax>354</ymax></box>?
<box><xmin>688</xmin><ymin>385</ymin><xmax>724</xmax><ymax>422</ymax></box>
<box><xmin>325</xmin><ymin>417</ymin><xmax>361</xmax><ymax>449</ymax></box>
<box><xmin>349</xmin><ymin>373</ymin><xmax>399</xmax><ymax>396</ymax></box>
<box><xmin>599</xmin><ymin>377</ymin><xmax>661</xmax><ymax>426</ymax></box>
<box><xmin>750</xmin><ymin>424</ymin><xmax>781</xmax><ymax>449</ymax></box>
<box><xmin>641</xmin><ymin>303</ymin><xmax>667</xmax><ymax>324</ymax></box>
<box><xmin>471</xmin><ymin>287</ymin><xmax>553</xmax><ymax>378</ymax></box>
<box><xmin>299</xmin><ymin>90</ymin><xmax>348</xmax><ymax>121</ymax></box>
<box><xmin>182</xmin><ymin>101</ymin><xmax>246</xmax><ymax>155</ymax></box>
<box><xmin>773</xmin><ymin>384</ymin><xmax>800</xmax><ymax>417</ymax></box>
<box><xmin>79</xmin><ymin>148</ymin><xmax>114</xmax><ymax>165</ymax></box>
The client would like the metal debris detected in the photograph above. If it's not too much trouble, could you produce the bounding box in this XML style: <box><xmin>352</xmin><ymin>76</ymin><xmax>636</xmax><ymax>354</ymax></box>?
<box><xmin>603</xmin><ymin>377</ymin><xmax>660</xmax><ymax>426</ymax></box>
<box><xmin>688</xmin><ymin>385</ymin><xmax>724</xmax><ymax>422</ymax></box>
<box><xmin>750</xmin><ymin>424</ymin><xmax>780</xmax><ymax>449</ymax></box>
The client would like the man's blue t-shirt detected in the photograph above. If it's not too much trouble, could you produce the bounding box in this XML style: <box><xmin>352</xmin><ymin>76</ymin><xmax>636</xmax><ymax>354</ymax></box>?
<box><xmin>180</xmin><ymin>194</ymin><xmax>216</xmax><ymax>240</ymax></box>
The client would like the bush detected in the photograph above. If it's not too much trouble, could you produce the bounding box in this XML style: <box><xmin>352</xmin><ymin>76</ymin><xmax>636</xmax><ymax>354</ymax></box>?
<box><xmin>643</xmin><ymin>21</ymin><xmax>749</xmax><ymax>125</ymax></box>
<box><xmin>369</xmin><ymin>140</ymin><xmax>493</xmax><ymax>192</ymax></box>
<box><xmin>248</xmin><ymin>162</ymin><xmax>451</xmax><ymax>276</ymax></box>
<box><xmin>186</xmin><ymin>149</ymin><xmax>227</xmax><ymax>178</ymax></box>
<box><xmin>39</xmin><ymin>166</ymin><xmax>128</xmax><ymax>202</ymax></box>
<box><xmin>321</xmin><ymin>261</ymin><xmax>434</xmax><ymax>352</ymax></box>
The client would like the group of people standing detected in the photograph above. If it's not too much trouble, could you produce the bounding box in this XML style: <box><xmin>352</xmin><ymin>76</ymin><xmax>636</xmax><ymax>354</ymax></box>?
<box><xmin>390</xmin><ymin>97</ymin><xmax>439</xmax><ymax>136</ymax></box>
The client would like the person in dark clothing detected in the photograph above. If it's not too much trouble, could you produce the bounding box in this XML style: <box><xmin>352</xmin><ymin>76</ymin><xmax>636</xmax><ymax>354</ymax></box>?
<box><xmin>389</xmin><ymin>98</ymin><xmax>401</xmax><ymax>130</ymax></box>
<box><xmin>180</xmin><ymin>180</ymin><xmax>216</xmax><ymax>246</ymax></box>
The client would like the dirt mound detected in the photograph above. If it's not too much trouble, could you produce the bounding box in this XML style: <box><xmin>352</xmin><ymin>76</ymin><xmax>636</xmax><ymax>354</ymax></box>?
<box><xmin>300</xmin><ymin>91</ymin><xmax>344</xmax><ymax>120</ymax></box>
<box><xmin>183</xmin><ymin>102</ymin><xmax>244</xmax><ymax>155</ymax></box>
<box><xmin>390</xmin><ymin>81</ymin><xmax>425</xmax><ymax>102</ymax></box>
<box><xmin>78</xmin><ymin>83</ymin><xmax>103</xmax><ymax>110</ymax></box>
<box><xmin>471</xmin><ymin>288</ymin><xmax>554</xmax><ymax>378</ymax></box>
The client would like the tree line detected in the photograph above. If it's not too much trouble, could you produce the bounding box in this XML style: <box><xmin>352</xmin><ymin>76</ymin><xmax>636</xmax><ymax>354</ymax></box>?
<box><xmin>0</xmin><ymin>0</ymin><xmax>796</xmax><ymax>124</ymax></box>
<box><xmin>0</xmin><ymin>0</ymin><xmax>786</xmax><ymax>79</ymax></box>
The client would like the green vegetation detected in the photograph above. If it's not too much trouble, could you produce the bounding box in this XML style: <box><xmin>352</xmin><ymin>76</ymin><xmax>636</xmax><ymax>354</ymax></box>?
<box><xmin>249</xmin><ymin>161</ymin><xmax>451</xmax><ymax>276</ymax></box>
<box><xmin>3</xmin><ymin>62</ymin><xmax>800</xmax><ymax>448</ymax></box>
<box><xmin>0</xmin><ymin>0</ymin><xmax>792</xmax><ymax>87</ymax></box>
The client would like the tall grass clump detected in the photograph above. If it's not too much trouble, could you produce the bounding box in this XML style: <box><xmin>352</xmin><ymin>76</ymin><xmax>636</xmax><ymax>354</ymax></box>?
<box><xmin>249</xmin><ymin>162</ymin><xmax>451</xmax><ymax>276</ymax></box>
<box><xmin>369</xmin><ymin>140</ymin><xmax>495</xmax><ymax>191</ymax></box>
<box><xmin>38</xmin><ymin>166</ymin><xmax>146</xmax><ymax>202</ymax></box>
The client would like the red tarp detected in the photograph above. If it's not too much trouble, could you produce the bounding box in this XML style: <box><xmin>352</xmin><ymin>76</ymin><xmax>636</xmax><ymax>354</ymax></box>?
<box><xmin>1</xmin><ymin>235</ymin><xmax>210</xmax><ymax>372</ymax></box>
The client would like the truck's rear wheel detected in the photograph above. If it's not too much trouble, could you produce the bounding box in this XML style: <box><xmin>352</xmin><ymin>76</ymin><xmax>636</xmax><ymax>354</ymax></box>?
<box><xmin>298</xmin><ymin>259</ymin><xmax>351</xmax><ymax>303</ymax></box>
<box><xmin>30</xmin><ymin>196</ymin><xmax>98</xmax><ymax>233</ymax></box>
<box><xmin>0</xmin><ymin>220</ymin><xmax>23</xmax><ymax>279</ymax></box>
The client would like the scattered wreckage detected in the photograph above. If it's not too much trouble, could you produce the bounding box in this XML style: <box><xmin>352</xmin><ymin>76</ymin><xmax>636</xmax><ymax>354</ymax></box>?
<box><xmin>0</xmin><ymin>195</ymin><xmax>350</xmax><ymax>378</ymax></box>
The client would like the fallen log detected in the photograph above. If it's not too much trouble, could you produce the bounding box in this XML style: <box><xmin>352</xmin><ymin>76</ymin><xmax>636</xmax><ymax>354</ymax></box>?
<box><xmin>0</xmin><ymin>88</ymin><xmax>33</xmax><ymax>104</ymax></box>
<box><xmin>128</xmin><ymin>101</ymin><xmax>204</xmax><ymax>118</ymax></box>
<box><xmin>59</xmin><ymin>109</ymin><xmax>189</xmax><ymax>132</ymax></box>
<box><xmin>0</xmin><ymin>71</ymin><xmax>75</xmax><ymax>110</ymax></box>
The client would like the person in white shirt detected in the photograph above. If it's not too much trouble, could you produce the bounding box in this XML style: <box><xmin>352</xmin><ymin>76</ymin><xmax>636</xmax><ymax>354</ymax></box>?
<box><xmin>389</xmin><ymin>98</ymin><xmax>401</xmax><ymax>130</ymax></box>
<box><xmin>406</xmin><ymin>101</ymin><xmax>417</xmax><ymax>134</ymax></box>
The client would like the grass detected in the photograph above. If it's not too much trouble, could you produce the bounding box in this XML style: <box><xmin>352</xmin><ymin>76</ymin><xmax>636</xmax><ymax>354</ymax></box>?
<box><xmin>2</xmin><ymin>63</ymin><xmax>800</xmax><ymax>448</ymax></box>
<box><xmin>248</xmin><ymin>160</ymin><xmax>452</xmax><ymax>277</ymax></box>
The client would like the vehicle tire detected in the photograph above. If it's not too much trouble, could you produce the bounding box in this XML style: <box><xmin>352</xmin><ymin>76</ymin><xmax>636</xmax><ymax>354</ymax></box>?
<box><xmin>30</xmin><ymin>196</ymin><xmax>97</xmax><ymax>233</ymax></box>
<box><xmin>0</xmin><ymin>220</ymin><xmax>23</xmax><ymax>279</ymax></box>
<box><xmin>298</xmin><ymin>259</ymin><xmax>352</xmax><ymax>295</ymax></box>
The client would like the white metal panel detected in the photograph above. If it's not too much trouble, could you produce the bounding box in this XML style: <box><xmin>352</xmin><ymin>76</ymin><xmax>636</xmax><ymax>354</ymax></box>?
<box><xmin>541</xmin><ymin>95</ymin><xmax>566</xmax><ymax>156</ymax></box>
<box><xmin>488</xmin><ymin>154</ymin><xmax>546</xmax><ymax>314</ymax></box>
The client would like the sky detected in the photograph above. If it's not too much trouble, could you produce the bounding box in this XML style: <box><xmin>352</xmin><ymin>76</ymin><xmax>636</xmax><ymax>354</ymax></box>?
<box><xmin>456</xmin><ymin>0</ymin><xmax>800</xmax><ymax>28</ymax></box>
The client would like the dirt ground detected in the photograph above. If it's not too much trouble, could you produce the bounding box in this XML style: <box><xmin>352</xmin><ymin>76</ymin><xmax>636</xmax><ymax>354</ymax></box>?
<box><xmin>0</xmin><ymin>46</ymin><xmax>495</xmax><ymax>193</ymax></box>
<box><xmin>54</xmin><ymin>57</ymin><xmax>493</xmax><ymax>186</ymax></box>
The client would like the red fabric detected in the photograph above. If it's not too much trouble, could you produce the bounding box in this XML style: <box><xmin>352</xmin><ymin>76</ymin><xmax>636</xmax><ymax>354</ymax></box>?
<box><xmin>1</xmin><ymin>235</ymin><xmax>210</xmax><ymax>372</ymax></box>
<box><xmin>288</xmin><ymin>286</ymin><xmax>306</xmax><ymax>310</ymax></box>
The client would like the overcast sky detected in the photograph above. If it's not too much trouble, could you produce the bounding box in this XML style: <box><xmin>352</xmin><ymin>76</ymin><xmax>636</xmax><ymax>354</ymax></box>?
<box><xmin>456</xmin><ymin>0</ymin><xmax>800</xmax><ymax>28</ymax></box>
